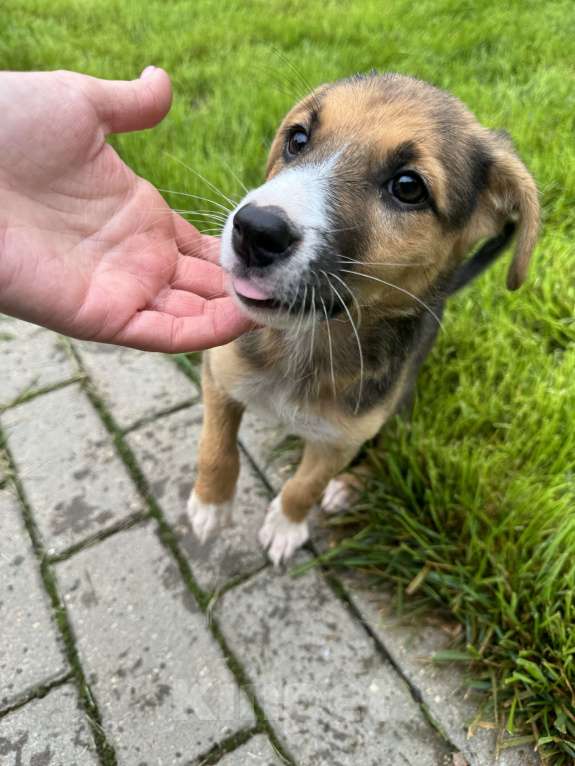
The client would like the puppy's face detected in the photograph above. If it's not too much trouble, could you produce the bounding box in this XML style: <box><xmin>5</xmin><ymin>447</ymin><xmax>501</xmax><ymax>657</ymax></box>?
<box><xmin>220</xmin><ymin>74</ymin><xmax>539</xmax><ymax>327</ymax></box>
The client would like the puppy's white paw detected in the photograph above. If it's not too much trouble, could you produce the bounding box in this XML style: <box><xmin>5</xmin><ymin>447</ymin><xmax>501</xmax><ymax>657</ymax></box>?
<box><xmin>187</xmin><ymin>490</ymin><xmax>233</xmax><ymax>544</ymax></box>
<box><xmin>258</xmin><ymin>496</ymin><xmax>309</xmax><ymax>567</ymax></box>
<box><xmin>321</xmin><ymin>477</ymin><xmax>357</xmax><ymax>514</ymax></box>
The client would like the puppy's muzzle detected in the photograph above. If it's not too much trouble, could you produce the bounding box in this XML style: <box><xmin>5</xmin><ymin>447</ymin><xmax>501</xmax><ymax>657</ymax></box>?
<box><xmin>232</xmin><ymin>203</ymin><xmax>300</xmax><ymax>269</ymax></box>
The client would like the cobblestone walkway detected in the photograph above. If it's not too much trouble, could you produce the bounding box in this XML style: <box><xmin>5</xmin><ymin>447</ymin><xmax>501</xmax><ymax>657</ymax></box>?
<box><xmin>0</xmin><ymin>318</ymin><xmax>539</xmax><ymax>766</ymax></box>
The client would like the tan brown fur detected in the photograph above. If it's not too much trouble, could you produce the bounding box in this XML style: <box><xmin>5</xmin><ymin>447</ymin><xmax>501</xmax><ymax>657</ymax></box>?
<box><xmin>278</xmin><ymin>360</ymin><xmax>413</xmax><ymax>522</ymax></box>
<box><xmin>280</xmin><ymin>442</ymin><xmax>359</xmax><ymax>523</ymax></box>
<box><xmin>193</xmin><ymin>361</ymin><xmax>244</xmax><ymax>506</ymax></box>
<box><xmin>194</xmin><ymin>332</ymin><xmax>414</xmax><ymax>520</ymax></box>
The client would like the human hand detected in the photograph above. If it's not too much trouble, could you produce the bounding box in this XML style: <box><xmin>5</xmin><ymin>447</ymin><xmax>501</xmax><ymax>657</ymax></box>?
<box><xmin>0</xmin><ymin>68</ymin><xmax>252</xmax><ymax>352</ymax></box>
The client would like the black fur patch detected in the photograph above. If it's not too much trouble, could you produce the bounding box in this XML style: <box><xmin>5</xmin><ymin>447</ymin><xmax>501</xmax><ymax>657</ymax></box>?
<box><xmin>344</xmin><ymin>310</ymin><xmax>441</xmax><ymax>414</ymax></box>
<box><xmin>438</xmin><ymin>136</ymin><xmax>492</xmax><ymax>229</ymax></box>
<box><xmin>237</xmin><ymin>329</ymin><xmax>269</xmax><ymax>369</ymax></box>
<box><xmin>449</xmin><ymin>221</ymin><xmax>516</xmax><ymax>293</ymax></box>
<box><xmin>383</xmin><ymin>140</ymin><xmax>421</xmax><ymax>178</ymax></box>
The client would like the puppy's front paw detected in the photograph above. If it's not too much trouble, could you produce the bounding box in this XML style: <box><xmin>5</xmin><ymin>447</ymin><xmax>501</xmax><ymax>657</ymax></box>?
<box><xmin>321</xmin><ymin>477</ymin><xmax>359</xmax><ymax>514</ymax></box>
<box><xmin>258</xmin><ymin>496</ymin><xmax>309</xmax><ymax>567</ymax></box>
<box><xmin>187</xmin><ymin>489</ymin><xmax>233</xmax><ymax>544</ymax></box>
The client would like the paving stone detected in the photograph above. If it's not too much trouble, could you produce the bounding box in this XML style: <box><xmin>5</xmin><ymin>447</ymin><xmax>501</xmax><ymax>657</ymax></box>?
<box><xmin>217</xmin><ymin>734</ymin><xmax>285</xmax><ymax>765</ymax></box>
<box><xmin>217</xmin><ymin>558</ymin><xmax>451</xmax><ymax>766</ymax></box>
<box><xmin>342</xmin><ymin>579</ymin><xmax>540</xmax><ymax>766</ymax></box>
<box><xmin>0</xmin><ymin>488</ymin><xmax>66</xmax><ymax>708</ymax></box>
<box><xmin>0</xmin><ymin>317</ymin><xmax>74</xmax><ymax>407</ymax></box>
<box><xmin>0</xmin><ymin>684</ymin><xmax>98</xmax><ymax>764</ymax></box>
<box><xmin>1</xmin><ymin>386</ymin><xmax>143</xmax><ymax>556</ymax></box>
<box><xmin>74</xmin><ymin>341</ymin><xmax>198</xmax><ymax>430</ymax></box>
<box><xmin>56</xmin><ymin>523</ymin><xmax>254</xmax><ymax>763</ymax></box>
<box><xmin>127</xmin><ymin>405</ymin><xmax>271</xmax><ymax>592</ymax></box>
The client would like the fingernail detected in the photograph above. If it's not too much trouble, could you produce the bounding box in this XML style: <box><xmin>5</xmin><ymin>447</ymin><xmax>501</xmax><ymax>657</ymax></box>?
<box><xmin>140</xmin><ymin>65</ymin><xmax>157</xmax><ymax>79</ymax></box>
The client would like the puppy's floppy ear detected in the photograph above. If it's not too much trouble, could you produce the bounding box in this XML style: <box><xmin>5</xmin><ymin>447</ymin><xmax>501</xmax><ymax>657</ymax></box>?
<box><xmin>485</xmin><ymin>132</ymin><xmax>540</xmax><ymax>290</ymax></box>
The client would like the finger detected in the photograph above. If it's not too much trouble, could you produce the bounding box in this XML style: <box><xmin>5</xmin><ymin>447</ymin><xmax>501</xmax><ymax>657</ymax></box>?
<box><xmin>173</xmin><ymin>215</ymin><xmax>221</xmax><ymax>264</ymax></box>
<box><xmin>172</xmin><ymin>258</ymin><xmax>227</xmax><ymax>298</ymax></box>
<box><xmin>172</xmin><ymin>214</ymin><xmax>203</xmax><ymax>257</ymax></box>
<box><xmin>86</xmin><ymin>67</ymin><xmax>172</xmax><ymax>134</ymax></box>
<box><xmin>150</xmin><ymin>287</ymin><xmax>229</xmax><ymax>317</ymax></box>
<box><xmin>199</xmin><ymin>235</ymin><xmax>221</xmax><ymax>264</ymax></box>
<box><xmin>112</xmin><ymin>297</ymin><xmax>254</xmax><ymax>352</ymax></box>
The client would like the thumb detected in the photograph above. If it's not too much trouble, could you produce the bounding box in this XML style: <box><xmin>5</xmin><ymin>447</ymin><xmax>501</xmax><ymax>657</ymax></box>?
<box><xmin>87</xmin><ymin>67</ymin><xmax>173</xmax><ymax>134</ymax></box>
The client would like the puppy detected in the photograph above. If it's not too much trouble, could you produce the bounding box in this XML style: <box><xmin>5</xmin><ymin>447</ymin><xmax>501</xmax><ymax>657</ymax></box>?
<box><xmin>187</xmin><ymin>72</ymin><xmax>539</xmax><ymax>565</ymax></box>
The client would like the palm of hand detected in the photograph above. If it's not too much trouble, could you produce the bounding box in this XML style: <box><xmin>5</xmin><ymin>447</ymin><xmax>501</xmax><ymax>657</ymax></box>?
<box><xmin>0</xmin><ymin>70</ymin><xmax>249</xmax><ymax>351</ymax></box>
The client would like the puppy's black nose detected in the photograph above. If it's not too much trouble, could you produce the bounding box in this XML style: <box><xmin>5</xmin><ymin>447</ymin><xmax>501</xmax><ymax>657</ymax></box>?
<box><xmin>232</xmin><ymin>204</ymin><xmax>299</xmax><ymax>268</ymax></box>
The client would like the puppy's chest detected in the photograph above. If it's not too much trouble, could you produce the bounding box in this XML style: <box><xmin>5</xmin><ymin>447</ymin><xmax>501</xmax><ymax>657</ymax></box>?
<box><xmin>229</xmin><ymin>369</ymin><xmax>341</xmax><ymax>442</ymax></box>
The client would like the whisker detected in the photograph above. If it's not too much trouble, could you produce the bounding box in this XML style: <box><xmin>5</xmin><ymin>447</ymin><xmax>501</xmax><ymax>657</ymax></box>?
<box><xmin>176</xmin><ymin>216</ymin><xmax>227</xmax><ymax>229</ymax></box>
<box><xmin>339</xmin><ymin>268</ymin><xmax>444</xmax><ymax>329</ymax></box>
<box><xmin>321</xmin><ymin>270</ymin><xmax>337</xmax><ymax>317</ymax></box>
<box><xmin>248</xmin><ymin>62</ymin><xmax>303</xmax><ymax>100</ymax></box>
<box><xmin>149</xmin><ymin>206</ymin><xmax>227</xmax><ymax>220</ymax></box>
<box><xmin>337</xmin><ymin>255</ymin><xmax>427</xmax><ymax>267</ymax></box>
<box><xmin>291</xmin><ymin>283</ymin><xmax>307</xmax><ymax>342</ymax></box>
<box><xmin>165</xmin><ymin>153</ymin><xmax>239</xmax><ymax>210</ymax></box>
<box><xmin>286</xmin><ymin>285</ymin><xmax>301</xmax><ymax>316</ymax></box>
<box><xmin>319</xmin><ymin>296</ymin><xmax>337</xmax><ymax>398</ymax></box>
<box><xmin>158</xmin><ymin>188</ymin><xmax>233</xmax><ymax>214</ymax></box>
<box><xmin>285</xmin><ymin>286</ymin><xmax>308</xmax><ymax>381</ymax></box>
<box><xmin>220</xmin><ymin>157</ymin><xmax>250</xmax><ymax>195</ymax></box>
<box><xmin>328</xmin><ymin>271</ymin><xmax>362</xmax><ymax>328</ymax></box>
<box><xmin>270</xmin><ymin>45</ymin><xmax>321</xmax><ymax>115</ymax></box>
<box><xmin>291</xmin><ymin>283</ymin><xmax>309</xmax><ymax>379</ymax></box>
<box><xmin>308</xmin><ymin>224</ymin><xmax>359</xmax><ymax>234</ymax></box>
<box><xmin>309</xmin><ymin>282</ymin><xmax>317</xmax><ymax>371</ymax></box>
<box><xmin>173</xmin><ymin>209</ymin><xmax>228</xmax><ymax>221</ymax></box>
<box><xmin>247</xmin><ymin>57</ymin><xmax>313</xmax><ymax>106</ymax></box>
<box><xmin>324</xmin><ymin>272</ymin><xmax>364</xmax><ymax>413</ymax></box>
<box><xmin>299</xmin><ymin>283</ymin><xmax>309</xmax><ymax>334</ymax></box>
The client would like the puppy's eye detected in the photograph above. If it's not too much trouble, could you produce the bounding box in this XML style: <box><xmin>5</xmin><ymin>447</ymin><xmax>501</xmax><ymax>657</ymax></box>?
<box><xmin>286</xmin><ymin>127</ymin><xmax>309</xmax><ymax>157</ymax></box>
<box><xmin>388</xmin><ymin>172</ymin><xmax>428</xmax><ymax>205</ymax></box>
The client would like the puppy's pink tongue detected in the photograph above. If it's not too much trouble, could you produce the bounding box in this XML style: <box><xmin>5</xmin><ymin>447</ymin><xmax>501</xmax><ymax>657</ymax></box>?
<box><xmin>232</xmin><ymin>277</ymin><xmax>271</xmax><ymax>301</ymax></box>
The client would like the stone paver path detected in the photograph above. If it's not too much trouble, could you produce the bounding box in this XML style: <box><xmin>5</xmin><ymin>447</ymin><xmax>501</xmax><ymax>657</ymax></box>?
<box><xmin>0</xmin><ymin>317</ymin><xmax>539</xmax><ymax>766</ymax></box>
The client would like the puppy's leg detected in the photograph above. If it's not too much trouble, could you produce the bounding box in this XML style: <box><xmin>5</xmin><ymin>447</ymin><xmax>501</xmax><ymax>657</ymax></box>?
<box><xmin>188</xmin><ymin>369</ymin><xmax>244</xmax><ymax>543</ymax></box>
<box><xmin>259</xmin><ymin>441</ymin><xmax>358</xmax><ymax>565</ymax></box>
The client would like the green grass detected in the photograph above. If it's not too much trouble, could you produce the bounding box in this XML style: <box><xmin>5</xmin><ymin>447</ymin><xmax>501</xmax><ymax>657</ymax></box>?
<box><xmin>4</xmin><ymin>0</ymin><xmax>575</xmax><ymax>761</ymax></box>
